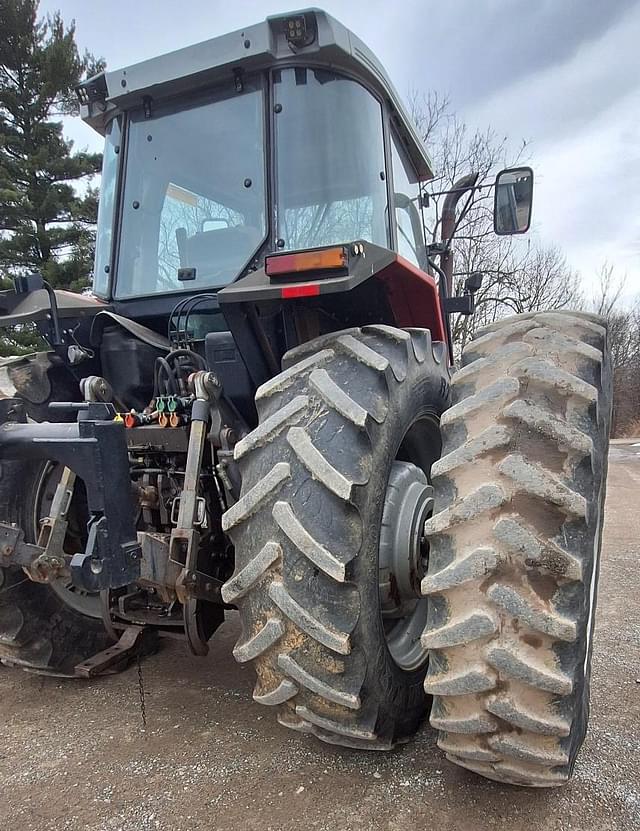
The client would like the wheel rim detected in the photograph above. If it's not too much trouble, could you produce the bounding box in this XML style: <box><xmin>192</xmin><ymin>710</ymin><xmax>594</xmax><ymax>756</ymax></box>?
<box><xmin>379</xmin><ymin>459</ymin><xmax>434</xmax><ymax>671</ymax></box>
<box><xmin>32</xmin><ymin>462</ymin><xmax>102</xmax><ymax>619</ymax></box>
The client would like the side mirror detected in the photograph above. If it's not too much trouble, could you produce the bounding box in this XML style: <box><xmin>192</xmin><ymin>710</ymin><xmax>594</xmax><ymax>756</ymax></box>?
<box><xmin>443</xmin><ymin>272</ymin><xmax>484</xmax><ymax>316</ymax></box>
<box><xmin>464</xmin><ymin>272</ymin><xmax>483</xmax><ymax>293</ymax></box>
<box><xmin>493</xmin><ymin>166</ymin><xmax>533</xmax><ymax>235</ymax></box>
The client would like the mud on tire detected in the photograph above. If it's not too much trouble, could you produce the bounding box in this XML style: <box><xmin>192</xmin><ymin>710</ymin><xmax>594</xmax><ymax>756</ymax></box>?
<box><xmin>422</xmin><ymin>311</ymin><xmax>612</xmax><ymax>787</ymax></box>
<box><xmin>222</xmin><ymin>326</ymin><xmax>449</xmax><ymax>748</ymax></box>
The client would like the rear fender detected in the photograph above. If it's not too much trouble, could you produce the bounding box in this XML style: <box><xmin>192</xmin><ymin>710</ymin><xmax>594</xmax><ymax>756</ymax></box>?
<box><xmin>375</xmin><ymin>255</ymin><xmax>447</xmax><ymax>339</ymax></box>
<box><xmin>218</xmin><ymin>242</ymin><xmax>449</xmax><ymax>393</ymax></box>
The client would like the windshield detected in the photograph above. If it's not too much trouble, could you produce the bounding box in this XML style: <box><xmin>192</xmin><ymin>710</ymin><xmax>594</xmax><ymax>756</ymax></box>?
<box><xmin>114</xmin><ymin>80</ymin><xmax>266</xmax><ymax>298</ymax></box>
<box><xmin>274</xmin><ymin>68</ymin><xmax>389</xmax><ymax>250</ymax></box>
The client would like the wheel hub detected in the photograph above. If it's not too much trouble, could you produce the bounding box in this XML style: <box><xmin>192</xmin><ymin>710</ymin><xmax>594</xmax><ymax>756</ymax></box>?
<box><xmin>379</xmin><ymin>461</ymin><xmax>434</xmax><ymax>671</ymax></box>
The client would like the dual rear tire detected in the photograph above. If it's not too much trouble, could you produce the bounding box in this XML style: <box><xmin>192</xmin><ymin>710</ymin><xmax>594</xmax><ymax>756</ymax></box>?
<box><xmin>225</xmin><ymin>313</ymin><xmax>611</xmax><ymax>787</ymax></box>
<box><xmin>1</xmin><ymin>312</ymin><xmax>612</xmax><ymax>786</ymax></box>
<box><xmin>422</xmin><ymin>311</ymin><xmax>611</xmax><ymax>786</ymax></box>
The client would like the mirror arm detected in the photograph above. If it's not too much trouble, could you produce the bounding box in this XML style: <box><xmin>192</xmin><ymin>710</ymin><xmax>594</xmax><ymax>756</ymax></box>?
<box><xmin>427</xmin><ymin>256</ymin><xmax>455</xmax><ymax>361</ymax></box>
<box><xmin>13</xmin><ymin>273</ymin><xmax>63</xmax><ymax>348</ymax></box>
<box><xmin>42</xmin><ymin>281</ymin><xmax>63</xmax><ymax>348</ymax></box>
<box><xmin>439</xmin><ymin>172</ymin><xmax>479</xmax><ymax>295</ymax></box>
<box><xmin>428</xmin><ymin>183</ymin><xmax>488</xmax><ymax>198</ymax></box>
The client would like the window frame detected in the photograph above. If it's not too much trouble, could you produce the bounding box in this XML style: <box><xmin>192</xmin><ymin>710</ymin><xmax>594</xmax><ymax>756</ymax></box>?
<box><xmin>92</xmin><ymin>113</ymin><xmax>125</xmax><ymax>300</ymax></box>
<box><xmin>389</xmin><ymin>126</ymin><xmax>427</xmax><ymax>269</ymax></box>
<box><xmin>102</xmin><ymin>65</ymin><xmax>414</xmax><ymax>303</ymax></box>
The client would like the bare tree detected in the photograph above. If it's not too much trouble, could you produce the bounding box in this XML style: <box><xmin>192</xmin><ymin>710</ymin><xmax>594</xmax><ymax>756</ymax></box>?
<box><xmin>590</xmin><ymin>263</ymin><xmax>640</xmax><ymax>437</ymax></box>
<box><xmin>411</xmin><ymin>93</ymin><xmax>582</xmax><ymax>354</ymax></box>
<box><xmin>592</xmin><ymin>261</ymin><xmax>626</xmax><ymax>317</ymax></box>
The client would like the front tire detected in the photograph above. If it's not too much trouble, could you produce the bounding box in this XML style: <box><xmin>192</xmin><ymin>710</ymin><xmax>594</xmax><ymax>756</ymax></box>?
<box><xmin>222</xmin><ymin>326</ymin><xmax>450</xmax><ymax>747</ymax></box>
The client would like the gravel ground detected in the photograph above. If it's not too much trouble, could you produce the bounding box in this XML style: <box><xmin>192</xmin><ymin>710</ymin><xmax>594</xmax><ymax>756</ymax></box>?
<box><xmin>1</xmin><ymin>444</ymin><xmax>639</xmax><ymax>831</ymax></box>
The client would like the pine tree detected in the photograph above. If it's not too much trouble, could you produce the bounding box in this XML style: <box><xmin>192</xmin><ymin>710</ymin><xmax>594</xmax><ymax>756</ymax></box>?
<box><xmin>0</xmin><ymin>0</ymin><xmax>104</xmax><ymax>328</ymax></box>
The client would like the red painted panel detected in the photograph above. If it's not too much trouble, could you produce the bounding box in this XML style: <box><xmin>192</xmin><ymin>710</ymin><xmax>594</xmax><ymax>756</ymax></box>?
<box><xmin>377</xmin><ymin>255</ymin><xmax>448</xmax><ymax>345</ymax></box>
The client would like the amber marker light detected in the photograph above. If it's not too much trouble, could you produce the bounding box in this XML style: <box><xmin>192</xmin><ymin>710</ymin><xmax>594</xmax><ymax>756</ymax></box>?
<box><xmin>265</xmin><ymin>246</ymin><xmax>348</xmax><ymax>277</ymax></box>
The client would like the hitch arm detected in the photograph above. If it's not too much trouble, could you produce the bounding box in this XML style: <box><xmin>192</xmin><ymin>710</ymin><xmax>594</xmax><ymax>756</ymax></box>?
<box><xmin>0</xmin><ymin>525</ymin><xmax>43</xmax><ymax>569</ymax></box>
<box><xmin>169</xmin><ymin>372</ymin><xmax>223</xmax><ymax>656</ymax></box>
<box><xmin>0</xmin><ymin>467</ymin><xmax>76</xmax><ymax>580</ymax></box>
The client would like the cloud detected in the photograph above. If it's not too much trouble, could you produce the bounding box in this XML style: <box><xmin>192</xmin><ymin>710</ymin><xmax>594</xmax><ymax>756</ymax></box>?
<box><xmin>464</xmin><ymin>2</ymin><xmax>640</xmax><ymax>144</ymax></box>
<box><xmin>533</xmin><ymin>85</ymin><xmax>640</xmax><ymax>293</ymax></box>
<box><xmin>360</xmin><ymin>0</ymin><xmax>637</xmax><ymax>108</ymax></box>
<box><xmin>458</xmin><ymin>1</ymin><xmax>640</xmax><ymax>294</ymax></box>
<box><xmin>45</xmin><ymin>0</ymin><xmax>640</xmax><ymax>298</ymax></box>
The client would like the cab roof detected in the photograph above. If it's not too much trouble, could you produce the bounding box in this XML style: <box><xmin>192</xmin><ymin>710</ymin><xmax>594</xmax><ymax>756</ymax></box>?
<box><xmin>77</xmin><ymin>8</ymin><xmax>433</xmax><ymax>180</ymax></box>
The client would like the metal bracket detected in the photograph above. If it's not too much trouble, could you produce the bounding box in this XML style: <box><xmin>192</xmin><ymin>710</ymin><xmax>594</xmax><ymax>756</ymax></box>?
<box><xmin>175</xmin><ymin>568</ymin><xmax>223</xmax><ymax>603</ymax></box>
<box><xmin>443</xmin><ymin>294</ymin><xmax>476</xmax><ymax>315</ymax></box>
<box><xmin>425</xmin><ymin>241</ymin><xmax>448</xmax><ymax>257</ymax></box>
<box><xmin>74</xmin><ymin>625</ymin><xmax>154</xmax><ymax>678</ymax></box>
<box><xmin>0</xmin><ymin>524</ymin><xmax>43</xmax><ymax>569</ymax></box>
<box><xmin>0</xmin><ymin>403</ymin><xmax>141</xmax><ymax>591</ymax></box>
<box><xmin>170</xmin><ymin>495</ymin><xmax>207</xmax><ymax>527</ymax></box>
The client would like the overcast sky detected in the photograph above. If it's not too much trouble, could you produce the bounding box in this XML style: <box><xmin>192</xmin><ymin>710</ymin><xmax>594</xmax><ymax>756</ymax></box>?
<box><xmin>41</xmin><ymin>0</ymin><xmax>640</xmax><ymax>302</ymax></box>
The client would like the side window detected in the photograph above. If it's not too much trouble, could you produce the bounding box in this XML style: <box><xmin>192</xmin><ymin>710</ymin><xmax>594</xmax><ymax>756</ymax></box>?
<box><xmin>274</xmin><ymin>68</ymin><xmax>389</xmax><ymax>251</ymax></box>
<box><xmin>391</xmin><ymin>132</ymin><xmax>424</xmax><ymax>268</ymax></box>
<box><xmin>93</xmin><ymin>117</ymin><xmax>121</xmax><ymax>297</ymax></box>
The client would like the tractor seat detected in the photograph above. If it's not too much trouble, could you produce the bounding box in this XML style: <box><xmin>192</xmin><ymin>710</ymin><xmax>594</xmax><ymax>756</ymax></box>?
<box><xmin>176</xmin><ymin>225</ymin><xmax>262</xmax><ymax>283</ymax></box>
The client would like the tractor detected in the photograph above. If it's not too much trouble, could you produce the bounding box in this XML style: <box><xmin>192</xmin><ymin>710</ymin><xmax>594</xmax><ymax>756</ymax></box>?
<box><xmin>0</xmin><ymin>9</ymin><xmax>611</xmax><ymax>788</ymax></box>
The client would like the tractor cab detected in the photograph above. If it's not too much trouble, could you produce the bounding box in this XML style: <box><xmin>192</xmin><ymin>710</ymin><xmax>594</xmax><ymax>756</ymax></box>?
<box><xmin>0</xmin><ymin>9</ymin><xmax>532</xmax><ymax>380</ymax></box>
<box><xmin>82</xmin><ymin>10</ymin><xmax>434</xmax><ymax>309</ymax></box>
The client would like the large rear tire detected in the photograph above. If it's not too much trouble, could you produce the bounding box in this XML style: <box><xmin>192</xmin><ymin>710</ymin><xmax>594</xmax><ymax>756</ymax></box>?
<box><xmin>222</xmin><ymin>326</ymin><xmax>450</xmax><ymax>748</ymax></box>
<box><xmin>422</xmin><ymin>311</ymin><xmax>612</xmax><ymax>787</ymax></box>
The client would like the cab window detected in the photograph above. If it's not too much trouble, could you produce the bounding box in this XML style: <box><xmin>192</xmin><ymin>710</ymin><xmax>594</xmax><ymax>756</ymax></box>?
<box><xmin>391</xmin><ymin>133</ymin><xmax>425</xmax><ymax>268</ymax></box>
<box><xmin>274</xmin><ymin>68</ymin><xmax>389</xmax><ymax>251</ymax></box>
